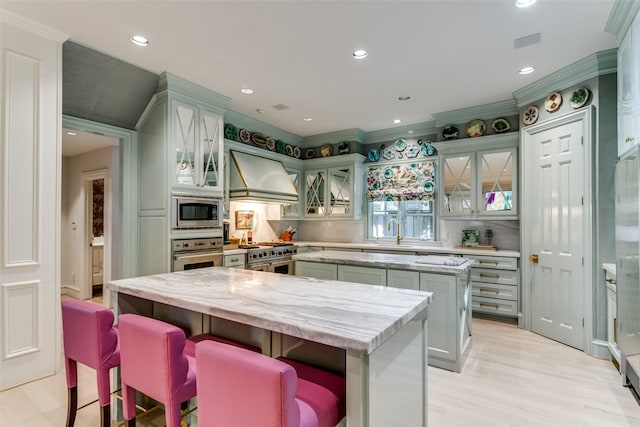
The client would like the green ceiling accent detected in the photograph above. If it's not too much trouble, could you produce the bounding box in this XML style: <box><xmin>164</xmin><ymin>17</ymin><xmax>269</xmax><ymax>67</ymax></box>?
<box><xmin>431</xmin><ymin>100</ymin><xmax>518</xmax><ymax>128</ymax></box>
<box><xmin>605</xmin><ymin>0</ymin><xmax>640</xmax><ymax>44</ymax></box>
<box><xmin>302</xmin><ymin>128</ymin><xmax>365</xmax><ymax>146</ymax></box>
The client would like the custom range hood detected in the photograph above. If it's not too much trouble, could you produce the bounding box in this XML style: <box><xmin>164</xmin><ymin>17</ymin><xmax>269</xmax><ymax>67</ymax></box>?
<box><xmin>229</xmin><ymin>150</ymin><xmax>298</xmax><ymax>203</ymax></box>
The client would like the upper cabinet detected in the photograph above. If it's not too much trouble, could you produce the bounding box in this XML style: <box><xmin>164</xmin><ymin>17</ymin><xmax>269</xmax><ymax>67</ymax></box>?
<box><xmin>618</xmin><ymin>13</ymin><xmax>640</xmax><ymax>157</ymax></box>
<box><xmin>302</xmin><ymin>154</ymin><xmax>365</xmax><ymax>220</ymax></box>
<box><xmin>281</xmin><ymin>166</ymin><xmax>303</xmax><ymax>219</ymax></box>
<box><xmin>439</xmin><ymin>134</ymin><xmax>518</xmax><ymax>220</ymax></box>
<box><xmin>173</xmin><ymin>101</ymin><xmax>224</xmax><ymax>195</ymax></box>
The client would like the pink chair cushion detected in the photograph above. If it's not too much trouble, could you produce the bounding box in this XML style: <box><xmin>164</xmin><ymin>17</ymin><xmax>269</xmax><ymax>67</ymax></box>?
<box><xmin>196</xmin><ymin>341</ymin><xmax>318</xmax><ymax>427</ymax></box>
<box><xmin>118</xmin><ymin>314</ymin><xmax>196</xmax><ymax>408</ymax></box>
<box><xmin>184</xmin><ymin>333</ymin><xmax>261</xmax><ymax>358</ymax></box>
<box><xmin>277</xmin><ymin>357</ymin><xmax>346</xmax><ymax>427</ymax></box>
<box><xmin>61</xmin><ymin>300</ymin><xmax>120</xmax><ymax>406</ymax></box>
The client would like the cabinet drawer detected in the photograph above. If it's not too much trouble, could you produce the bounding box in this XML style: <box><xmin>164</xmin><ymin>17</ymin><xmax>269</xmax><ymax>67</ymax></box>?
<box><xmin>338</xmin><ymin>264</ymin><xmax>386</xmax><ymax>286</ymax></box>
<box><xmin>224</xmin><ymin>254</ymin><xmax>245</xmax><ymax>268</ymax></box>
<box><xmin>472</xmin><ymin>296</ymin><xmax>517</xmax><ymax>317</ymax></box>
<box><xmin>472</xmin><ymin>283</ymin><xmax>518</xmax><ymax>301</ymax></box>
<box><xmin>471</xmin><ymin>268</ymin><xmax>518</xmax><ymax>286</ymax></box>
<box><xmin>467</xmin><ymin>255</ymin><xmax>518</xmax><ymax>270</ymax></box>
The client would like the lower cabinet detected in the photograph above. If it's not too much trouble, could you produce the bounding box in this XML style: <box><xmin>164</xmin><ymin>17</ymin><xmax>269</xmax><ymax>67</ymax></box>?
<box><xmin>337</xmin><ymin>265</ymin><xmax>386</xmax><ymax>286</ymax></box>
<box><xmin>295</xmin><ymin>261</ymin><xmax>338</xmax><ymax>280</ymax></box>
<box><xmin>467</xmin><ymin>255</ymin><xmax>520</xmax><ymax>325</ymax></box>
<box><xmin>223</xmin><ymin>253</ymin><xmax>246</xmax><ymax>269</ymax></box>
<box><xmin>387</xmin><ymin>269</ymin><xmax>420</xmax><ymax>290</ymax></box>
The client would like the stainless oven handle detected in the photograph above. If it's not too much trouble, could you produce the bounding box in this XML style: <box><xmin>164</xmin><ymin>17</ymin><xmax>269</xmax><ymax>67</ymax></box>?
<box><xmin>174</xmin><ymin>252</ymin><xmax>222</xmax><ymax>261</ymax></box>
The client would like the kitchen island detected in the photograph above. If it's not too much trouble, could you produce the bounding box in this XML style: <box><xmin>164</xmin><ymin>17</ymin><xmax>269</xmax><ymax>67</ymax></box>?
<box><xmin>294</xmin><ymin>250</ymin><xmax>473</xmax><ymax>372</ymax></box>
<box><xmin>107</xmin><ymin>267</ymin><xmax>432</xmax><ymax>427</ymax></box>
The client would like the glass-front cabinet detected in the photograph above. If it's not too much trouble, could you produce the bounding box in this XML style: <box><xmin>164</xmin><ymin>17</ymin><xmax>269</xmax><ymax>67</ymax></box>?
<box><xmin>440</xmin><ymin>134</ymin><xmax>517</xmax><ymax>219</ymax></box>
<box><xmin>281</xmin><ymin>167</ymin><xmax>303</xmax><ymax>219</ymax></box>
<box><xmin>172</xmin><ymin>100</ymin><xmax>224</xmax><ymax>196</ymax></box>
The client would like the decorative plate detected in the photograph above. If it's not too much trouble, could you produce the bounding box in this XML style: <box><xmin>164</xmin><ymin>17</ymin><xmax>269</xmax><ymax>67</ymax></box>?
<box><xmin>544</xmin><ymin>92</ymin><xmax>562</xmax><ymax>112</ymax></box>
<box><xmin>293</xmin><ymin>146</ymin><xmax>301</xmax><ymax>159</ymax></box>
<box><xmin>320</xmin><ymin>144</ymin><xmax>333</xmax><ymax>157</ymax></box>
<box><xmin>425</xmin><ymin>181</ymin><xmax>434</xmax><ymax>194</ymax></box>
<box><xmin>224</xmin><ymin>123</ymin><xmax>238</xmax><ymax>141</ymax></box>
<box><xmin>275</xmin><ymin>139</ymin><xmax>286</xmax><ymax>154</ymax></box>
<box><xmin>421</xmin><ymin>140</ymin><xmax>437</xmax><ymax>157</ymax></box>
<box><xmin>304</xmin><ymin>148</ymin><xmax>316</xmax><ymax>159</ymax></box>
<box><xmin>251</xmin><ymin>132</ymin><xmax>268</xmax><ymax>146</ymax></box>
<box><xmin>405</xmin><ymin>144</ymin><xmax>419</xmax><ymax>158</ymax></box>
<box><xmin>569</xmin><ymin>87</ymin><xmax>590</xmax><ymax>109</ymax></box>
<box><xmin>382</xmin><ymin>145</ymin><xmax>397</xmax><ymax>160</ymax></box>
<box><xmin>266</xmin><ymin>137</ymin><xmax>276</xmax><ymax>151</ymax></box>
<box><xmin>239</xmin><ymin>128</ymin><xmax>251</xmax><ymax>143</ymax></box>
<box><xmin>466</xmin><ymin>119</ymin><xmax>486</xmax><ymax>138</ymax></box>
<box><xmin>384</xmin><ymin>168</ymin><xmax>394</xmax><ymax>179</ymax></box>
<box><xmin>337</xmin><ymin>141</ymin><xmax>350</xmax><ymax>154</ymax></box>
<box><xmin>491</xmin><ymin>118</ymin><xmax>511</xmax><ymax>133</ymax></box>
<box><xmin>442</xmin><ymin>124</ymin><xmax>459</xmax><ymax>140</ymax></box>
<box><xmin>394</xmin><ymin>138</ymin><xmax>407</xmax><ymax>152</ymax></box>
<box><xmin>285</xmin><ymin>144</ymin><xmax>294</xmax><ymax>156</ymax></box>
<box><xmin>522</xmin><ymin>105</ymin><xmax>539</xmax><ymax>125</ymax></box>
<box><xmin>367</xmin><ymin>148</ymin><xmax>380</xmax><ymax>162</ymax></box>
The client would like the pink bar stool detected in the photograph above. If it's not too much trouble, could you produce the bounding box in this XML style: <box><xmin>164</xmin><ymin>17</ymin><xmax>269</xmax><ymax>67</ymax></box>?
<box><xmin>196</xmin><ymin>340</ymin><xmax>319</xmax><ymax>427</ymax></box>
<box><xmin>61</xmin><ymin>299</ymin><xmax>120</xmax><ymax>427</ymax></box>
<box><xmin>118</xmin><ymin>314</ymin><xmax>197</xmax><ymax>427</ymax></box>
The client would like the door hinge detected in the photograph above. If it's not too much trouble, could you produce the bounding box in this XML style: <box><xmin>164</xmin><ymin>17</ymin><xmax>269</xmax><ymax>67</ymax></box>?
<box><xmin>582</xmin><ymin>318</ymin><xmax>584</xmax><ymax>327</ymax></box>
<box><xmin>581</xmin><ymin>196</ymin><xmax>584</xmax><ymax>205</ymax></box>
<box><xmin>582</xmin><ymin>256</ymin><xmax>584</xmax><ymax>266</ymax></box>
<box><xmin>581</xmin><ymin>136</ymin><xmax>584</xmax><ymax>145</ymax></box>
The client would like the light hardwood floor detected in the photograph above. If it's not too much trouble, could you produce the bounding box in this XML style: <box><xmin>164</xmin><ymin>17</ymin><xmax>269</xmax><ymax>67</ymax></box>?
<box><xmin>1</xmin><ymin>316</ymin><xmax>639</xmax><ymax>426</ymax></box>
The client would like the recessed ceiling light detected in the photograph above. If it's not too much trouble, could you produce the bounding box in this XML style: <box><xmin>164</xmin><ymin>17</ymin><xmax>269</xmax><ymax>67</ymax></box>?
<box><xmin>66</xmin><ymin>131</ymin><xmax>77</xmax><ymax>136</ymax></box>
<box><xmin>519</xmin><ymin>66</ymin><xmax>536</xmax><ymax>75</ymax></box>
<box><xmin>398</xmin><ymin>96</ymin><xmax>411</xmax><ymax>101</ymax></box>
<box><xmin>130</xmin><ymin>35</ymin><xmax>149</xmax><ymax>46</ymax></box>
<box><xmin>408</xmin><ymin>130</ymin><xmax>414</xmax><ymax>134</ymax></box>
<box><xmin>515</xmin><ymin>0</ymin><xmax>537</xmax><ymax>8</ymax></box>
<box><xmin>302</xmin><ymin>117</ymin><xmax>313</xmax><ymax>122</ymax></box>
<box><xmin>393</xmin><ymin>119</ymin><xmax>402</xmax><ymax>124</ymax></box>
<box><xmin>241</xmin><ymin>88</ymin><xmax>254</xmax><ymax>95</ymax></box>
<box><xmin>352</xmin><ymin>49</ymin><xmax>368</xmax><ymax>59</ymax></box>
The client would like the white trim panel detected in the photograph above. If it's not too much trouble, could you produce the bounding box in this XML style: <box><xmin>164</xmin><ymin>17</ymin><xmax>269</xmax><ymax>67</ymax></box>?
<box><xmin>2</xmin><ymin>280</ymin><xmax>40</xmax><ymax>360</ymax></box>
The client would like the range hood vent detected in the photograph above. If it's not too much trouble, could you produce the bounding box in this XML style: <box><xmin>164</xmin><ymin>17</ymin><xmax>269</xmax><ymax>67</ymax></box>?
<box><xmin>229</xmin><ymin>150</ymin><xmax>298</xmax><ymax>203</ymax></box>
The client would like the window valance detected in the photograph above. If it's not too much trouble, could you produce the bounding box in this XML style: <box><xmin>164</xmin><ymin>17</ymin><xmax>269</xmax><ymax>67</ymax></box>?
<box><xmin>366</xmin><ymin>161</ymin><xmax>436</xmax><ymax>201</ymax></box>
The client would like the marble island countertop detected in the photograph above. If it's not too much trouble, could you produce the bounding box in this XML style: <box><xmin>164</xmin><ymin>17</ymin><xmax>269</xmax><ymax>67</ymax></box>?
<box><xmin>107</xmin><ymin>267</ymin><xmax>432</xmax><ymax>354</ymax></box>
<box><xmin>293</xmin><ymin>250</ymin><xmax>474</xmax><ymax>274</ymax></box>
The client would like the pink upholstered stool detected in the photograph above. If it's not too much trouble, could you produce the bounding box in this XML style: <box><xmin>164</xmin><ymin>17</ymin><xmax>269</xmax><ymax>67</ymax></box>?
<box><xmin>184</xmin><ymin>333</ymin><xmax>261</xmax><ymax>358</ymax></box>
<box><xmin>196</xmin><ymin>341</ymin><xmax>319</xmax><ymax>427</ymax></box>
<box><xmin>278</xmin><ymin>357</ymin><xmax>346</xmax><ymax>427</ymax></box>
<box><xmin>118</xmin><ymin>314</ymin><xmax>197</xmax><ymax>427</ymax></box>
<box><xmin>61</xmin><ymin>299</ymin><xmax>120</xmax><ymax>427</ymax></box>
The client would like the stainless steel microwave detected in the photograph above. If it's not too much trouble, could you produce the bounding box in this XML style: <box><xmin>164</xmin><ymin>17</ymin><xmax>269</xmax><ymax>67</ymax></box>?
<box><xmin>172</xmin><ymin>196</ymin><xmax>223</xmax><ymax>229</ymax></box>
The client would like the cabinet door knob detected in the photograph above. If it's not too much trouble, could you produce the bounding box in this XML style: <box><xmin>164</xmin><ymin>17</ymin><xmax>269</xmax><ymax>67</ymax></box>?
<box><xmin>528</xmin><ymin>253</ymin><xmax>539</xmax><ymax>263</ymax></box>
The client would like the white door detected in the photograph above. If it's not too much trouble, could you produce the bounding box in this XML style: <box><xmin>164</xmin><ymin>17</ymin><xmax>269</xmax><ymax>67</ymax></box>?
<box><xmin>0</xmin><ymin>18</ymin><xmax>64</xmax><ymax>389</ymax></box>
<box><xmin>524</xmin><ymin>115</ymin><xmax>587</xmax><ymax>350</ymax></box>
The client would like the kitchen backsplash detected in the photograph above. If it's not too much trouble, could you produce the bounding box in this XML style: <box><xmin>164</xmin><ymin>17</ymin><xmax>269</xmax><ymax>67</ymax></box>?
<box><xmin>440</xmin><ymin>220</ymin><xmax>520</xmax><ymax>251</ymax></box>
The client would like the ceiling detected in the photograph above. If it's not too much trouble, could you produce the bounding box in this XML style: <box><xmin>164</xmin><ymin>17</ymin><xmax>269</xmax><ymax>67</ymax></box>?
<box><xmin>2</xmin><ymin>0</ymin><xmax>618</xmax><ymax>139</ymax></box>
<box><xmin>62</xmin><ymin>128</ymin><xmax>119</xmax><ymax>157</ymax></box>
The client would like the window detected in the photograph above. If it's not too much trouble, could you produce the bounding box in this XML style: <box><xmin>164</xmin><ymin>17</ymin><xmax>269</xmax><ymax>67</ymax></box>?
<box><xmin>366</xmin><ymin>161</ymin><xmax>437</xmax><ymax>242</ymax></box>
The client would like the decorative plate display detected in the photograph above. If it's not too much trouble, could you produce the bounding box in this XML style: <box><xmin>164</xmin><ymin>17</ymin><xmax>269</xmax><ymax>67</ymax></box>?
<box><xmin>337</xmin><ymin>141</ymin><xmax>350</xmax><ymax>154</ymax></box>
<box><xmin>544</xmin><ymin>92</ymin><xmax>562</xmax><ymax>112</ymax></box>
<box><xmin>569</xmin><ymin>87</ymin><xmax>590</xmax><ymax>109</ymax></box>
<box><xmin>239</xmin><ymin>128</ymin><xmax>251</xmax><ymax>143</ymax></box>
<box><xmin>394</xmin><ymin>138</ymin><xmax>407</xmax><ymax>152</ymax></box>
<box><xmin>382</xmin><ymin>145</ymin><xmax>397</xmax><ymax>160</ymax></box>
<box><xmin>425</xmin><ymin>181</ymin><xmax>434</xmax><ymax>194</ymax></box>
<box><xmin>405</xmin><ymin>144</ymin><xmax>419</xmax><ymax>158</ymax></box>
<box><xmin>304</xmin><ymin>148</ymin><xmax>316</xmax><ymax>159</ymax></box>
<box><xmin>421</xmin><ymin>140</ymin><xmax>437</xmax><ymax>157</ymax></box>
<box><xmin>522</xmin><ymin>105</ymin><xmax>539</xmax><ymax>126</ymax></box>
<box><xmin>320</xmin><ymin>144</ymin><xmax>333</xmax><ymax>157</ymax></box>
<box><xmin>251</xmin><ymin>132</ymin><xmax>268</xmax><ymax>146</ymax></box>
<box><xmin>367</xmin><ymin>148</ymin><xmax>381</xmax><ymax>162</ymax></box>
<box><xmin>275</xmin><ymin>139</ymin><xmax>286</xmax><ymax>154</ymax></box>
<box><xmin>466</xmin><ymin>119</ymin><xmax>486</xmax><ymax>138</ymax></box>
<box><xmin>293</xmin><ymin>146</ymin><xmax>301</xmax><ymax>159</ymax></box>
<box><xmin>442</xmin><ymin>124</ymin><xmax>459</xmax><ymax>140</ymax></box>
<box><xmin>266</xmin><ymin>137</ymin><xmax>276</xmax><ymax>151</ymax></box>
<box><xmin>285</xmin><ymin>144</ymin><xmax>294</xmax><ymax>156</ymax></box>
<box><xmin>224</xmin><ymin>123</ymin><xmax>238</xmax><ymax>141</ymax></box>
<box><xmin>491</xmin><ymin>118</ymin><xmax>511</xmax><ymax>133</ymax></box>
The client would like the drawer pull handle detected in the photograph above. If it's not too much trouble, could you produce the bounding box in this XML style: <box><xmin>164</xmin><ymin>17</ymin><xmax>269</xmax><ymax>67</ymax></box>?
<box><xmin>479</xmin><ymin>287</ymin><xmax>500</xmax><ymax>294</ymax></box>
<box><xmin>479</xmin><ymin>302</ymin><xmax>500</xmax><ymax>309</ymax></box>
<box><xmin>606</xmin><ymin>278</ymin><xmax>616</xmax><ymax>285</ymax></box>
<box><xmin>478</xmin><ymin>260</ymin><xmax>499</xmax><ymax>265</ymax></box>
<box><xmin>479</xmin><ymin>273</ymin><xmax>500</xmax><ymax>279</ymax></box>
<box><xmin>230</xmin><ymin>258</ymin><xmax>239</xmax><ymax>262</ymax></box>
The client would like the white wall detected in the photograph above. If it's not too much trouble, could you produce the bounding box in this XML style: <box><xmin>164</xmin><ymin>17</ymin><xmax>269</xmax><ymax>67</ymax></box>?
<box><xmin>61</xmin><ymin>146</ymin><xmax>119</xmax><ymax>298</ymax></box>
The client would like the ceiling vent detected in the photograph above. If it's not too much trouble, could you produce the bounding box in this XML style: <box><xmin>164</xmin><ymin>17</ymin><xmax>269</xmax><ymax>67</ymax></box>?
<box><xmin>514</xmin><ymin>32</ymin><xmax>542</xmax><ymax>49</ymax></box>
<box><xmin>271</xmin><ymin>104</ymin><xmax>290</xmax><ymax>111</ymax></box>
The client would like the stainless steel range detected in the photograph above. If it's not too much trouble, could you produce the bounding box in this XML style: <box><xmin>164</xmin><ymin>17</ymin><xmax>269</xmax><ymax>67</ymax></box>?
<box><xmin>246</xmin><ymin>243</ymin><xmax>297</xmax><ymax>274</ymax></box>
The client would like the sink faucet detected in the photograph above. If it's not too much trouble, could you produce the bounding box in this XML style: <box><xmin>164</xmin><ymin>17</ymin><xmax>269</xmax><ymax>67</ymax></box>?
<box><xmin>387</xmin><ymin>218</ymin><xmax>403</xmax><ymax>245</ymax></box>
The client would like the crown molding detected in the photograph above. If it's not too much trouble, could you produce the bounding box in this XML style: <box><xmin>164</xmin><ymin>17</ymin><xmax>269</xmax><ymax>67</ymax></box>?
<box><xmin>301</xmin><ymin>128</ymin><xmax>365</xmax><ymax>146</ymax></box>
<box><xmin>605</xmin><ymin>0</ymin><xmax>640</xmax><ymax>44</ymax></box>
<box><xmin>0</xmin><ymin>10</ymin><xmax>68</xmax><ymax>42</ymax></box>
<box><xmin>364</xmin><ymin>121</ymin><xmax>437</xmax><ymax>144</ymax></box>
<box><xmin>158</xmin><ymin>72</ymin><xmax>231</xmax><ymax>114</ymax></box>
<box><xmin>223</xmin><ymin>110</ymin><xmax>303</xmax><ymax>145</ymax></box>
<box><xmin>513</xmin><ymin>49</ymin><xmax>617</xmax><ymax>108</ymax></box>
<box><xmin>431</xmin><ymin>100</ymin><xmax>518</xmax><ymax>127</ymax></box>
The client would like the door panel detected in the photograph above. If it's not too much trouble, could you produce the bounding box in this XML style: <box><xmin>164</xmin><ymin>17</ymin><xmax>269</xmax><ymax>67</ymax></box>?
<box><xmin>529</xmin><ymin>120</ymin><xmax>584</xmax><ymax>350</ymax></box>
